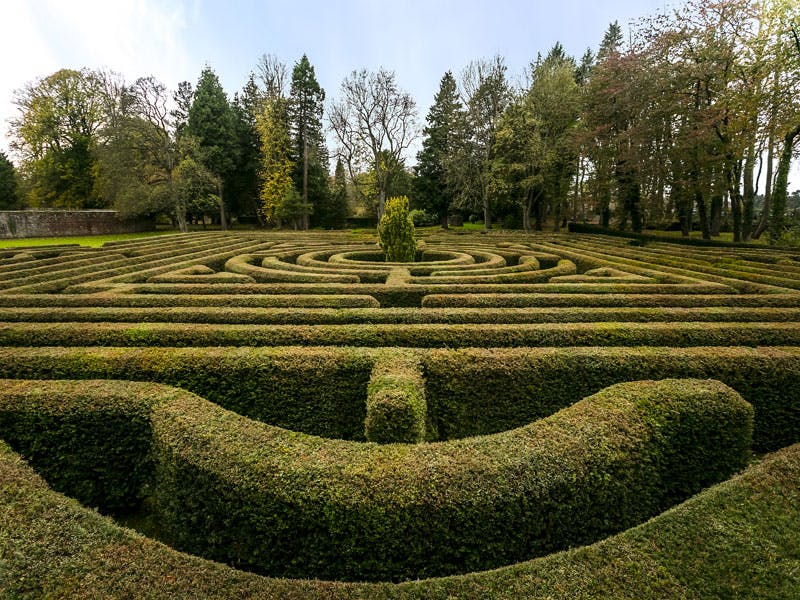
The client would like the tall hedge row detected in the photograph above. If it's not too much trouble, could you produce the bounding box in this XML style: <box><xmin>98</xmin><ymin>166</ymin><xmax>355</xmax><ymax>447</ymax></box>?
<box><xmin>88</xmin><ymin>280</ymin><xmax>736</xmax><ymax>308</ymax></box>
<box><xmin>0</xmin><ymin>293</ymin><xmax>382</xmax><ymax>308</ymax></box>
<box><xmin>2</xmin><ymin>305</ymin><xmax>800</xmax><ymax>325</ymax></box>
<box><xmin>0</xmin><ymin>345</ymin><xmax>797</xmax><ymax>450</ymax></box>
<box><xmin>0</xmin><ymin>378</ymin><xmax>752</xmax><ymax>582</ymax></box>
<box><xmin>2</xmin><ymin>321</ymin><xmax>799</xmax><ymax>347</ymax></box>
<box><xmin>0</xmin><ymin>380</ymin><xmax>161</xmax><ymax>512</ymax></box>
<box><xmin>422</xmin><ymin>346</ymin><xmax>800</xmax><ymax>451</ymax></box>
<box><xmin>0</xmin><ymin>347</ymin><xmax>373</xmax><ymax>440</ymax></box>
<box><xmin>421</xmin><ymin>292</ymin><xmax>800</xmax><ymax>308</ymax></box>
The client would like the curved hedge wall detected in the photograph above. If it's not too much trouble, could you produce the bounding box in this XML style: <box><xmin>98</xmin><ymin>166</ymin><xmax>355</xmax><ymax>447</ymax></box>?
<box><xmin>421</xmin><ymin>346</ymin><xmax>800</xmax><ymax>451</ymax></box>
<box><xmin>5</xmin><ymin>431</ymin><xmax>799</xmax><ymax>598</ymax></box>
<box><xmin>0</xmin><ymin>378</ymin><xmax>752</xmax><ymax>582</ymax></box>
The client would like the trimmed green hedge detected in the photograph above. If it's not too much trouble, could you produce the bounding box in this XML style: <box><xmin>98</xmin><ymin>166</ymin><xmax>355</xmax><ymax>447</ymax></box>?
<box><xmin>261</xmin><ymin>255</ymin><xmax>389</xmax><ymax>283</ymax></box>
<box><xmin>414</xmin><ymin>258</ymin><xmax>577</xmax><ymax>285</ymax></box>
<box><xmin>0</xmin><ymin>250</ymin><xmax>127</xmax><ymax>277</ymax></box>
<box><xmin>540</xmin><ymin>239</ymin><xmax>796</xmax><ymax>294</ymax></box>
<box><xmin>0</xmin><ymin>293</ymin><xmax>381</xmax><ymax>309</ymax></box>
<box><xmin>224</xmin><ymin>254</ymin><xmax>361</xmax><ymax>283</ymax></box>
<box><xmin>0</xmin><ymin>347</ymin><xmax>373</xmax><ymax>440</ymax></box>
<box><xmin>147</xmin><ymin>265</ymin><xmax>256</xmax><ymax>284</ymax></box>
<box><xmin>422</xmin><ymin>346</ymin><xmax>800</xmax><ymax>451</ymax></box>
<box><xmin>0</xmin><ymin>378</ymin><xmax>752</xmax><ymax>582</ymax></box>
<box><xmin>0</xmin><ymin>253</ymin><xmax>129</xmax><ymax>291</ymax></box>
<box><xmin>2</xmin><ymin>346</ymin><xmax>796</xmax><ymax>451</ymax></box>
<box><xmin>2</xmin><ymin>321</ymin><xmax>800</xmax><ymax>347</ymax></box>
<box><xmin>421</xmin><ymin>292</ymin><xmax>800</xmax><ymax>308</ymax></box>
<box><xmin>85</xmin><ymin>280</ymin><xmax>736</xmax><ymax>308</ymax></box>
<box><xmin>0</xmin><ymin>379</ymin><xmax>160</xmax><ymax>512</ymax></box>
<box><xmin>7</xmin><ymin>237</ymin><xmax>276</xmax><ymax>294</ymax></box>
<box><xmin>2</xmin><ymin>439</ymin><xmax>799</xmax><ymax>598</ymax></box>
<box><xmin>601</xmin><ymin>241</ymin><xmax>800</xmax><ymax>290</ymax></box>
<box><xmin>364</xmin><ymin>352</ymin><xmax>428</xmax><ymax>443</ymax></box>
<box><xmin>2</xmin><ymin>306</ymin><xmax>800</xmax><ymax>325</ymax></box>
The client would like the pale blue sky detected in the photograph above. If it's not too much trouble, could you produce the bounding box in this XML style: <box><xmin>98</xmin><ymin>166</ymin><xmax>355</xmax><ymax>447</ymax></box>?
<box><xmin>1</xmin><ymin>0</ymin><xmax>797</xmax><ymax>187</ymax></box>
<box><xmin>1</xmin><ymin>0</ymin><xmax>669</xmax><ymax>150</ymax></box>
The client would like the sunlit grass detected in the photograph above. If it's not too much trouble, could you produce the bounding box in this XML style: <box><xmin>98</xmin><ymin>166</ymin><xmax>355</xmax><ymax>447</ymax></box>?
<box><xmin>0</xmin><ymin>230</ymin><xmax>177</xmax><ymax>249</ymax></box>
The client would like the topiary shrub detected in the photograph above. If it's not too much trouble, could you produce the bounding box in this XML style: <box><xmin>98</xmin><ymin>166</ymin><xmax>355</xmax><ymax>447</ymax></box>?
<box><xmin>378</xmin><ymin>196</ymin><xmax>416</xmax><ymax>262</ymax></box>
<box><xmin>364</xmin><ymin>351</ymin><xmax>428</xmax><ymax>443</ymax></box>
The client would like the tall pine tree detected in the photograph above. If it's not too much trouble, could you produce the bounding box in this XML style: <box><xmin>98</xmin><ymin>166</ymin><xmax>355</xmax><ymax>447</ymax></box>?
<box><xmin>186</xmin><ymin>66</ymin><xmax>238</xmax><ymax>229</ymax></box>
<box><xmin>288</xmin><ymin>55</ymin><xmax>328</xmax><ymax>229</ymax></box>
<box><xmin>415</xmin><ymin>71</ymin><xmax>462</xmax><ymax>228</ymax></box>
<box><xmin>230</xmin><ymin>74</ymin><xmax>264</xmax><ymax>224</ymax></box>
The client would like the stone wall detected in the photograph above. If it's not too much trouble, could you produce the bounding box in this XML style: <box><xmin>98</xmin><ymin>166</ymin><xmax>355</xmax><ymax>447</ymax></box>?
<box><xmin>0</xmin><ymin>210</ymin><xmax>155</xmax><ymax>239</ymax></box>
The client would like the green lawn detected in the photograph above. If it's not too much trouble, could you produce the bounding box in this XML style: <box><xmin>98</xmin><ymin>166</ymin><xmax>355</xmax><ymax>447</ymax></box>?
<box><xmin>0</xmin><ymin>230</ymin><xmax>178</xmax><ymax>249</ymax></box>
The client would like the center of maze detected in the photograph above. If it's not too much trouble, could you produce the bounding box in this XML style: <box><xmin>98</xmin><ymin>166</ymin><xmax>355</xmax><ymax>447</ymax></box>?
<box><xmin>2</xmin><ymin>231</ymin><xmax>800</xmax><ymax>592</ymax></box>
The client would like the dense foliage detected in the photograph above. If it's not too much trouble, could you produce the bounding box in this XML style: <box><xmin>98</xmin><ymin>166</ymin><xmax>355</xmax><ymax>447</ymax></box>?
<box><xmin>0</xmin><ymin>152</ymin><xmax>19</xmax><ymax>209</ymax></box>
<box><xmin>378</xmin><ymin>195</ymin><xmax>416</xmax><ymax>262</ymax></box>
<box><xmin>0</xmin><ymin>377</ymin><xmax>754</xmax><ymax>580</ymax></box>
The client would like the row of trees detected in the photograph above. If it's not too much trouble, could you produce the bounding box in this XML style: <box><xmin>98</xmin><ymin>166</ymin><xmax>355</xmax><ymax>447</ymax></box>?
<box><xmin>414</xmin><ymin>0</ymin><xmax>800</xmax><ymax>241</ymax></box>
<box><xmin>5</xmin><ymin>55</ymin><xmax>350</xmax><ymax>231</ymax></box>
<box><xmin>4</xmin><ymin>0</ymin><xmax>800</xmax><ymax>242</ymax></box>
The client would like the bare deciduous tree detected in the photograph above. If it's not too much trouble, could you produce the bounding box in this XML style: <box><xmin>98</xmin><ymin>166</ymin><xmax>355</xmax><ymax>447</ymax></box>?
<box><xmin>257</xmin><ymin>54</ymin><xmax>288</xmax><ymax>100</ymax></box>
<box><xmin>329</xmin><ymin>68</ymin><xmax>417</xmax><ymax>219</ymax></box>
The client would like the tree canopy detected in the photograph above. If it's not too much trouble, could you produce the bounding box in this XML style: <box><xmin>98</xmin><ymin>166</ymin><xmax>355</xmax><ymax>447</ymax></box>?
<box><xmin>5</xmin><ymin>0</ymin><xmax>800</xmax><ymax>242</ymax></box>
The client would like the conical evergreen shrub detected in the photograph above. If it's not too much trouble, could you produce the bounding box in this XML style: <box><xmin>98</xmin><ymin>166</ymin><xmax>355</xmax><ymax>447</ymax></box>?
<box><xmin>378</xmin><ymin>195</ymin><xmax>416</xmax><ymax>262</ymax></box>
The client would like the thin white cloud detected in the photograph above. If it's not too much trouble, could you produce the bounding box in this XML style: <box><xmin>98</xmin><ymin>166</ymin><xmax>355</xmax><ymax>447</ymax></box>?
<box><xmin>0</xmin><ymin>0</ymin><xmax>193</xmax><ymax>157</ymax></box>
<box><xmin>0</xmin><ymin>3</ymin><xmax>59</xmax><ymax>156</ymax></box>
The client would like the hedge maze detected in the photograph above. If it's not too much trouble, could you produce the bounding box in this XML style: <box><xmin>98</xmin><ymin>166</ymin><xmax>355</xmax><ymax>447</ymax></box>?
<box><xmin>2</xmin><ymin>231</ymin><xmax>800</xmax><ymax>598</ymax></box>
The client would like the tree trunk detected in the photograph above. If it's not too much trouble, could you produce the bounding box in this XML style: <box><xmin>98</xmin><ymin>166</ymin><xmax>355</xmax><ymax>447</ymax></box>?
<box><xmin>753</xmin><ymin>137</ymin><xmax>774</xmax><ymax>239</ymax></box>
<box><xmin>770</xmin><ymin>124</ymin><xmax>800</xmax><ymax>243</ymax></box>
<box><xmin>724</xmin><ymin>159</ymin><xmax>743</xmax><ymax>242</ymax></box>
<box><xmin>710</xmin><ymin>195</ymin><xmax>722</xmax><ymax>237</ymax></box>
<box><xmin>601</xmin><ymin>204</ymin><xmax>610</xmax><ymax>229</ymax></box>
<box><xmin>534</xmin><ymin>192</ymin><xmax>544</xmax><ymax>231</ymax></box>
<box><xmin>302</xmin><ymin>136</ymin><xmax>309</xmax><ymax>230</ymax></box>
<box><xmin>218</xmin><ymin>181</ymin><xmax>228</xmax><ymax>231</ymax></box>
<box><xmin>252</xmin><ymin>196</ymin><xmax>265</xmax><ymax>228</ymax></box>
<box><xmin>552</xmin><ymin>190</ymin><xmax>562</xmax><ymax>233</ymax></box>
<box><xmin>695</xmin><ymin>190</ymin><xmax>710</xmax><ymax>240</ymax></box>
<box><xmin>675</xmin><ymin>181</ymin><xmax>692</xmax><ymax>237</ymax></box>
<box><xmin>482</xmin><ymin>179</ymin><xmax>491</xmax><ymax>229</ymax></box>
<box><xmin>730</xmin><ymin>192</ymin><xmax>742</xmax><ymax>242</ymax></box>
<box><xmin>440</xmin><ymin>213</ymin><xmax>449</xmax><ymax>229</ymax></box>
<box><xmin>741</xmin><ymin>145</ymin><xmax>756</xmax><ymax>241</ymax></box>
<box><xmin>598</xmin><ymin>176</ymin><xmax>611</xmax><ymax>228</ymax></box>
<box><xmin>175</xmin><ymin>203</ymin><xmax>187</xmax><ymax>233</ymax></box>
<box><xmin>689</xmin><ymin>160</ymin><xmax>709</xmax><ymax>240</ymax></box>
<box><xmin>377</xmin><ymin>188</ymin><xmax>386</xmax><ymax>222</ymax></box>
<box><xmin>578</xmin><ymin>155</ymin><xmax>587</xmax><ymax>221</ymax></box>
<box><xmin>168</xmin><ymin>169</ymin><xmax>187</xmax><ymax>233</ymax></box>
<box><xmin>571</xmin><ymin>156</ymin><xmax>580</xmax><ymax>223</ymax></box>
<box><xmin>522</xmin><ymin>193</ymin><xmax>531</xmax><ymax>232</ymax></box>
<box><xmin>629</xmin><ymin>181</ymin><xmax>642</xmax><ymax>234</ymax></box>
